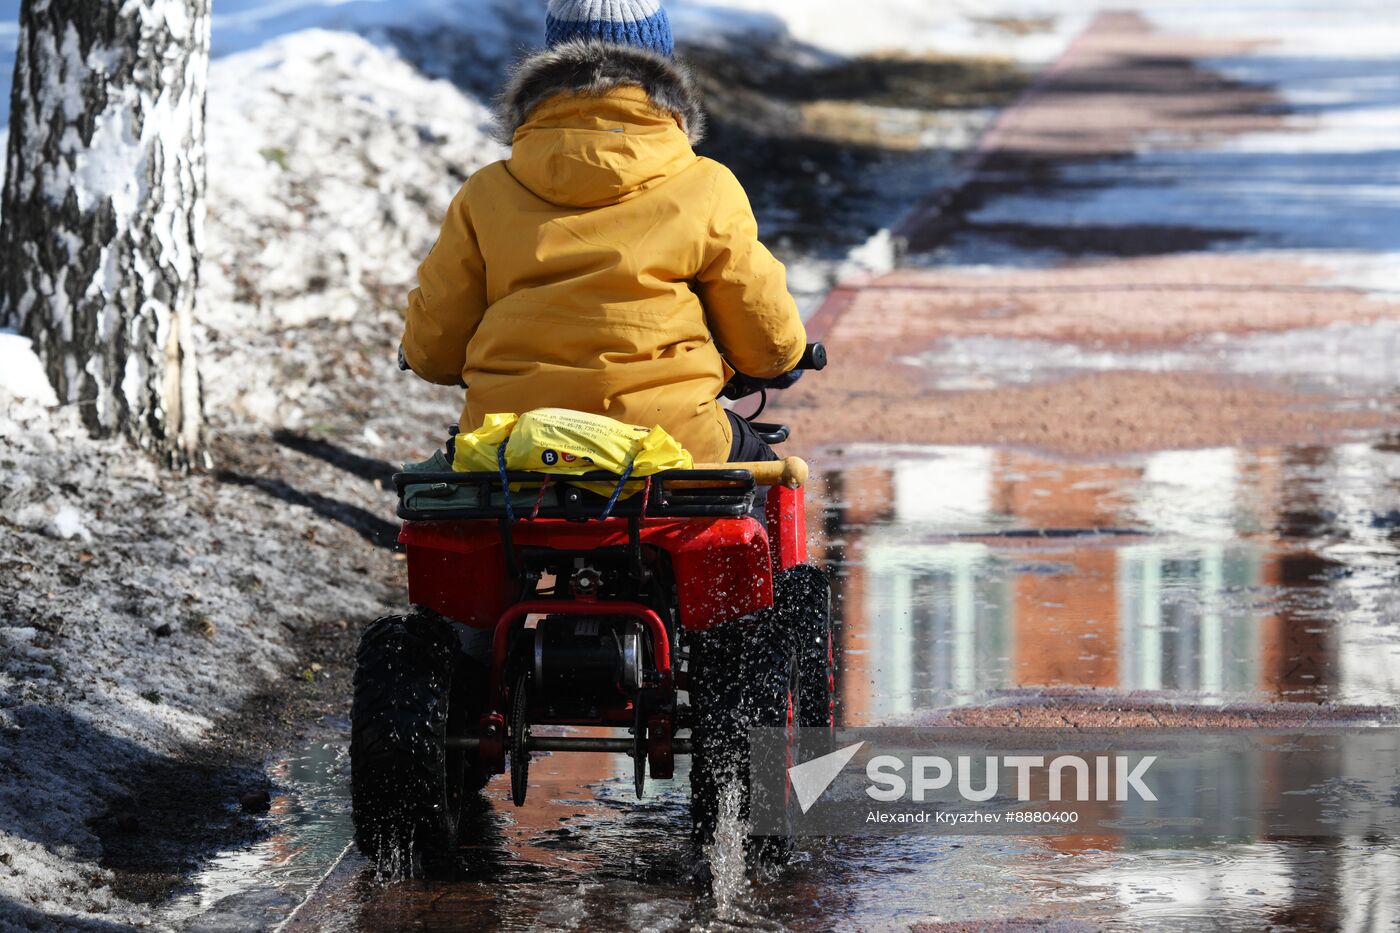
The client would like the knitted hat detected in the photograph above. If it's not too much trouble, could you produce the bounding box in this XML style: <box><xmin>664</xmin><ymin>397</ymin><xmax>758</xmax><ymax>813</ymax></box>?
<box><xmin>545</xmin><ymin>0</ymin><xmax>675</xmax><ymax>58</ymax></box>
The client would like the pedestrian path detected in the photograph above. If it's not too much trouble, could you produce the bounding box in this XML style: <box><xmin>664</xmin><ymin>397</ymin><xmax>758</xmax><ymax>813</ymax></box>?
<box><xmin>785</xmin><ymin>6</ymin><xmax>1400</xmax><ymax>458</ymax></box>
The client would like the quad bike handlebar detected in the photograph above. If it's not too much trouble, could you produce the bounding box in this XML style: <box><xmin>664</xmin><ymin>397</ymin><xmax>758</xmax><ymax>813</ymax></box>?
<box><xmin>721</xmin><ymin>342</ymin><xmax>826</xmax><ymax>444</ymax></box>
<box><xmin>797</xmin><ymin>342</ymin><xmax>828</xmax><ymax>372</ymax></box>
<box><xmin>719</xmin><ymin>342</ymin><xmax>826</xmax><ymax>402</ymax></box>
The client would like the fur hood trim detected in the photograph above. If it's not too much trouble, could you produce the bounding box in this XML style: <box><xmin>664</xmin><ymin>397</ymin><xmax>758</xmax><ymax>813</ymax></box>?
<box><xmin>495</xmin><ymin>40</ymin><xmax>706</xmax><ymax>145</ymax></box>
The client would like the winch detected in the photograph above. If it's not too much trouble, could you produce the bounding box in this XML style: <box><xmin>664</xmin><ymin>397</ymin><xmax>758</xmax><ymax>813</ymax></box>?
<box><xmin>532</xmin><ymin>617</ymin><xmax>644</xmax><ymax>717</ymax></box>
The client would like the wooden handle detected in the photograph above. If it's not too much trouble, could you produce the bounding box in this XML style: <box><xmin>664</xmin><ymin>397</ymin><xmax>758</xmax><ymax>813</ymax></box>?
<box><xmin>694</xmin><ymin>456</ymin><xmax>809</xmax><ymax>488</ymax></box>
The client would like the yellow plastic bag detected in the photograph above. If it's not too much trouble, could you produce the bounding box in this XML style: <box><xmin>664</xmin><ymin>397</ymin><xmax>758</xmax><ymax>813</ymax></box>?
<box><xmin>452</xmin><ymin>409</ymin><xmax>692</xmax><ymax>492</ymax></box>
<box><xmin>450</xmin><ymin>411</ymin><xmax>518</xmax><ymax>473</ymax></box>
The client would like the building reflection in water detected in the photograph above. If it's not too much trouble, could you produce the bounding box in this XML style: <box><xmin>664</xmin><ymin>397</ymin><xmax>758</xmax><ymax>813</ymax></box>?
<box><xmin>819</xmin><ymin>442</ymin><xmax>1400</xmax><ymax>930</ymax></box>
<box><xmin>822</xmin><ymin>443</ymin><xmax>1400</xmax><ymax>722</ymax></box>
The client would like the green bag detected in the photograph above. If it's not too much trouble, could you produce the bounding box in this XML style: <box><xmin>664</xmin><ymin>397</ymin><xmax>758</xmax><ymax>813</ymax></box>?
<box><xmin>399</xmin><ymin>449</ymin><xmax>483</xmax><ymax>512</ymax></box>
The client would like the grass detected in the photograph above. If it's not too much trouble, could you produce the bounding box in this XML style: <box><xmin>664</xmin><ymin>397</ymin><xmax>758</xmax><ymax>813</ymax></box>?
<box><xmin>258</xmin><ymin>146</ymin><xmax>290</xmax><ymax>170</ymax></box>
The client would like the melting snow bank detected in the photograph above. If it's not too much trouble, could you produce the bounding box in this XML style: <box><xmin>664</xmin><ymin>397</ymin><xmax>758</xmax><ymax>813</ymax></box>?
<box><xmin>198</xmin><ymin>29</ymin><xmax>504</xmax><ymax>428</ymax></box>
<box><xmin>0</xmin><ymin>32</ymin><xmax>499</xmax><ymax>930</ymax></box>
<box><xmin>0</xmin><ymin>395</ymin><xmax>363</xmax><ymax>929</ymax></box>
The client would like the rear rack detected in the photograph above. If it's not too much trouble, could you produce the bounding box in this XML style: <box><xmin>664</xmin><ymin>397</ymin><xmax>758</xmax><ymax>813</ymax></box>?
<box><xmin>394</xmin><ymin>469</ymin><xmax>758</xmax><ymax>521</ymax></box>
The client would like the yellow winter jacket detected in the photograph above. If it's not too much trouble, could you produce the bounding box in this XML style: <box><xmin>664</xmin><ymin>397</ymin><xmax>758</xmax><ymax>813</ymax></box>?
<box><xmin>401</xmin><ymin>47</ymin><xmax>805</xmax><ymax>464</ymax></box>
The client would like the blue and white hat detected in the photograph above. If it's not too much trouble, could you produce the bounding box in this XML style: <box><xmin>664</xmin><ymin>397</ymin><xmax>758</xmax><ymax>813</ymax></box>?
<box><xmin>545</xmin><ymin>0</ymin><xmax>675</xmax><ymax>58</ymax></box>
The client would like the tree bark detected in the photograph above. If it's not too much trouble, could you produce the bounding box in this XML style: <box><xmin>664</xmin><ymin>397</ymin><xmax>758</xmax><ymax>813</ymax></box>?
<box><xmin>2</xmin><ymin>0</ymin><xmax>209</xmax><ymax>468</ymax></box>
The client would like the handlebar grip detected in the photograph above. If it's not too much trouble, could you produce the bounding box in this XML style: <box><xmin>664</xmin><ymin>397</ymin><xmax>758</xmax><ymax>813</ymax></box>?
<box><xmin>693</xmin><ymin>456</ymin><xmax>809</xmax><ymax>489</ymax></box>
<box><xmin>798</xmin><ymin>342</ymin><xmax>827</xmax><ymax>371</ymax></box>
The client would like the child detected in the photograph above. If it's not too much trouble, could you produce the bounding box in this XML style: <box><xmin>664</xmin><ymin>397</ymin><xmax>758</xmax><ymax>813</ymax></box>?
<box><xmin>400</xmin><ymin>0</ymin><xmax>806</xmax><ymax>464</ymax></box>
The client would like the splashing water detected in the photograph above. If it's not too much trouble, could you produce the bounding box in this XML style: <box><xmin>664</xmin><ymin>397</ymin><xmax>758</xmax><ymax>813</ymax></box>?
<box><xmin>704</xmin><ymin>782</ymin><xmax>750</xmax><ymax>922</ymax></box>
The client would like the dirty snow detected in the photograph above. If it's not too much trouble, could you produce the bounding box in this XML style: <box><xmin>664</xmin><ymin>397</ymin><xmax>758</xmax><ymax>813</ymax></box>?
<box><xmin>0</xmin><ymin>393</ymin><xmax>346</xmax><ymax>928</ymax></box>
<box><xmin>197</xmin><ymin>30</ymin><xmax>503</xmax><ymax>429</ymax></box>
<box><xmin>0</xmin><ymin>31</ymin><xmax>500</xmax><ymax>930</ymax></box>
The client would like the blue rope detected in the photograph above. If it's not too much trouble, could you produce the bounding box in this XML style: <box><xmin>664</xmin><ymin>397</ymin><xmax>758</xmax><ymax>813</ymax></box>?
<box><xmin>597</xmin><ymin>460</ymin><xmax>636</xmax><ymax>522</ymax></box>
<box><xmin>498</xmin><ymin>438</ymin><xmax>636</xmax><ymax>523</ymax></box>
<box><xmin>496</xmin><ymin>439</ymin><xmax>515</xmax><ymax>523</ymax></box>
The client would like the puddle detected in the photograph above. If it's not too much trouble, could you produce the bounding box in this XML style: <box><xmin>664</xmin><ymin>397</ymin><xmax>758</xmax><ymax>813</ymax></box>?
<box><xmin>1005</xmin><ymin>839</ymin><xmax>1400</xmax><ymax>932</ymax></box>
<box><xmin>903</xmin><ymin>320</ymin><xmax>1400</xmax><ymax>395</ymax></box>
<box><xmin>823</xmin><ymin>442</ymin><xmax>1400</xmax><ymax>717</ymax></box>
<box><xmin>178</xmin><ymin>438</ymin><xmax>1400</xmax><ymax>931</ymax></box>
<box><xmin>170</xmin><ymin>724</ymin><xmax>355</xmax><ymax>931</ymax></box>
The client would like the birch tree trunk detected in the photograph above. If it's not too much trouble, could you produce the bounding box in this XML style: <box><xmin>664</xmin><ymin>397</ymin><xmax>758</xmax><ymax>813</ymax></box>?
<box><xmin>1</xmin><ymin>0</ymin><xmax>209</xmax><ymax>468</ymax></box>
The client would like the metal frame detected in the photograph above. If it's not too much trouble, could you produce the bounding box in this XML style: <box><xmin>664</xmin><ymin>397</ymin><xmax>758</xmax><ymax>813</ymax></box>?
<box><xmin>475</xmin><ymin>598</ymin><xmax>677</xmax><ymax>776</ymax></box>
<box><xmin>394</xmin><ymin>468</ymin><xmax>758</xmax><ymax>521</ymax></box>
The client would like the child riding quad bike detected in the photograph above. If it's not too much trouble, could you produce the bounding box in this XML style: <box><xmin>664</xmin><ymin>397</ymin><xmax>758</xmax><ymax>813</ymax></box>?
<box><xmin>349</xmin><ymin>345</ymin><xmax>834</xmax><ymax>869</ymax></box>
<box><xmin>352</xmin><ymin>0</ymin><xmax>833</xmax><ymax>870</ymax></box>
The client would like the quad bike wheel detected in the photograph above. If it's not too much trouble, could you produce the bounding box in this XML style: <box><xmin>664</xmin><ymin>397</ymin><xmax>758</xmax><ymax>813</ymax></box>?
<box><xmin>688</xmin><ymin>564</ymin><xmax>834</xmax><ymax>859</ymax></box>
<box><xmin>783</xmin><ymin>565</ymin><xmax>835</xmax><ymax>729</ymax></box>
<box><xmin>350</xmin><ymin>607</ymin><xmax>487</xmax><ymax>871</ymax></box>
<box><xmin>509</xmin><ymin>669</ymin><xmax>531</xmax><ymax>806</ymax></box>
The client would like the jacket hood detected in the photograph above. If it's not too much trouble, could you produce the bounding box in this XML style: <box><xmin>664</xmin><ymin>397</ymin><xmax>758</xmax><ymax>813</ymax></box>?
<box><xmin>496</xmin><ymin>40</ymin><xmax>706</xmax><ymax>145</ymax></box>
<box><xmin>495</xmin><ymin>40</ymin><xmax>707</xmax><ymax>209</ymax></box>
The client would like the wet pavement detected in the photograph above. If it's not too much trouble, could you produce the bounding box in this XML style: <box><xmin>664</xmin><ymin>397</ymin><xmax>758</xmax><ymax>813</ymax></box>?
<box><xmin>178</xmin><ymin>2</ymin><xmax>1400</xmax><ymax>929</ymax></box>
<box><xmin>180</xmin><ymin>435</ymin><xmax>1400</xmax><ymax>931</ymax></box>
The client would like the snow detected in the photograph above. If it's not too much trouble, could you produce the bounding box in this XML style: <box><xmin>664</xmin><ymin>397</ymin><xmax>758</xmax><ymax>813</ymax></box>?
<box><xmin>197</xmin><ymin>30</ymin><xmax>503</xmax><ymax>427</ymax></box>
<box><xmin>0</xmin><ymin>29</ymin><xmax>503</xmax><ymax>930</ymax></box>
<box><xmin>0</xmin><ymin>385</ymin><xmax>408</xmax><ymax>928</ymax></box>
<box><xmin>47</xmin><ymin>505</ymin><xmax>91</xmax><ymax>540</ymax></box>
<box><xmin>0</xmin><ymin>330</ymin><xmax>58</xmax><ymax>406</ymax></box>
<box><xmin>672</xmin><ymin>0</ymin><xmax>1085</xmax><ymax>63</ymax></box>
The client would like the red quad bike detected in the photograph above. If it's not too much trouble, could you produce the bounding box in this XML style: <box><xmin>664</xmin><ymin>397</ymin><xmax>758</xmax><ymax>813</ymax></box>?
<box><xmin>350</xmin><ymin>344</ymin><xmax>835</xmax><ymax>870</ymax></box>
